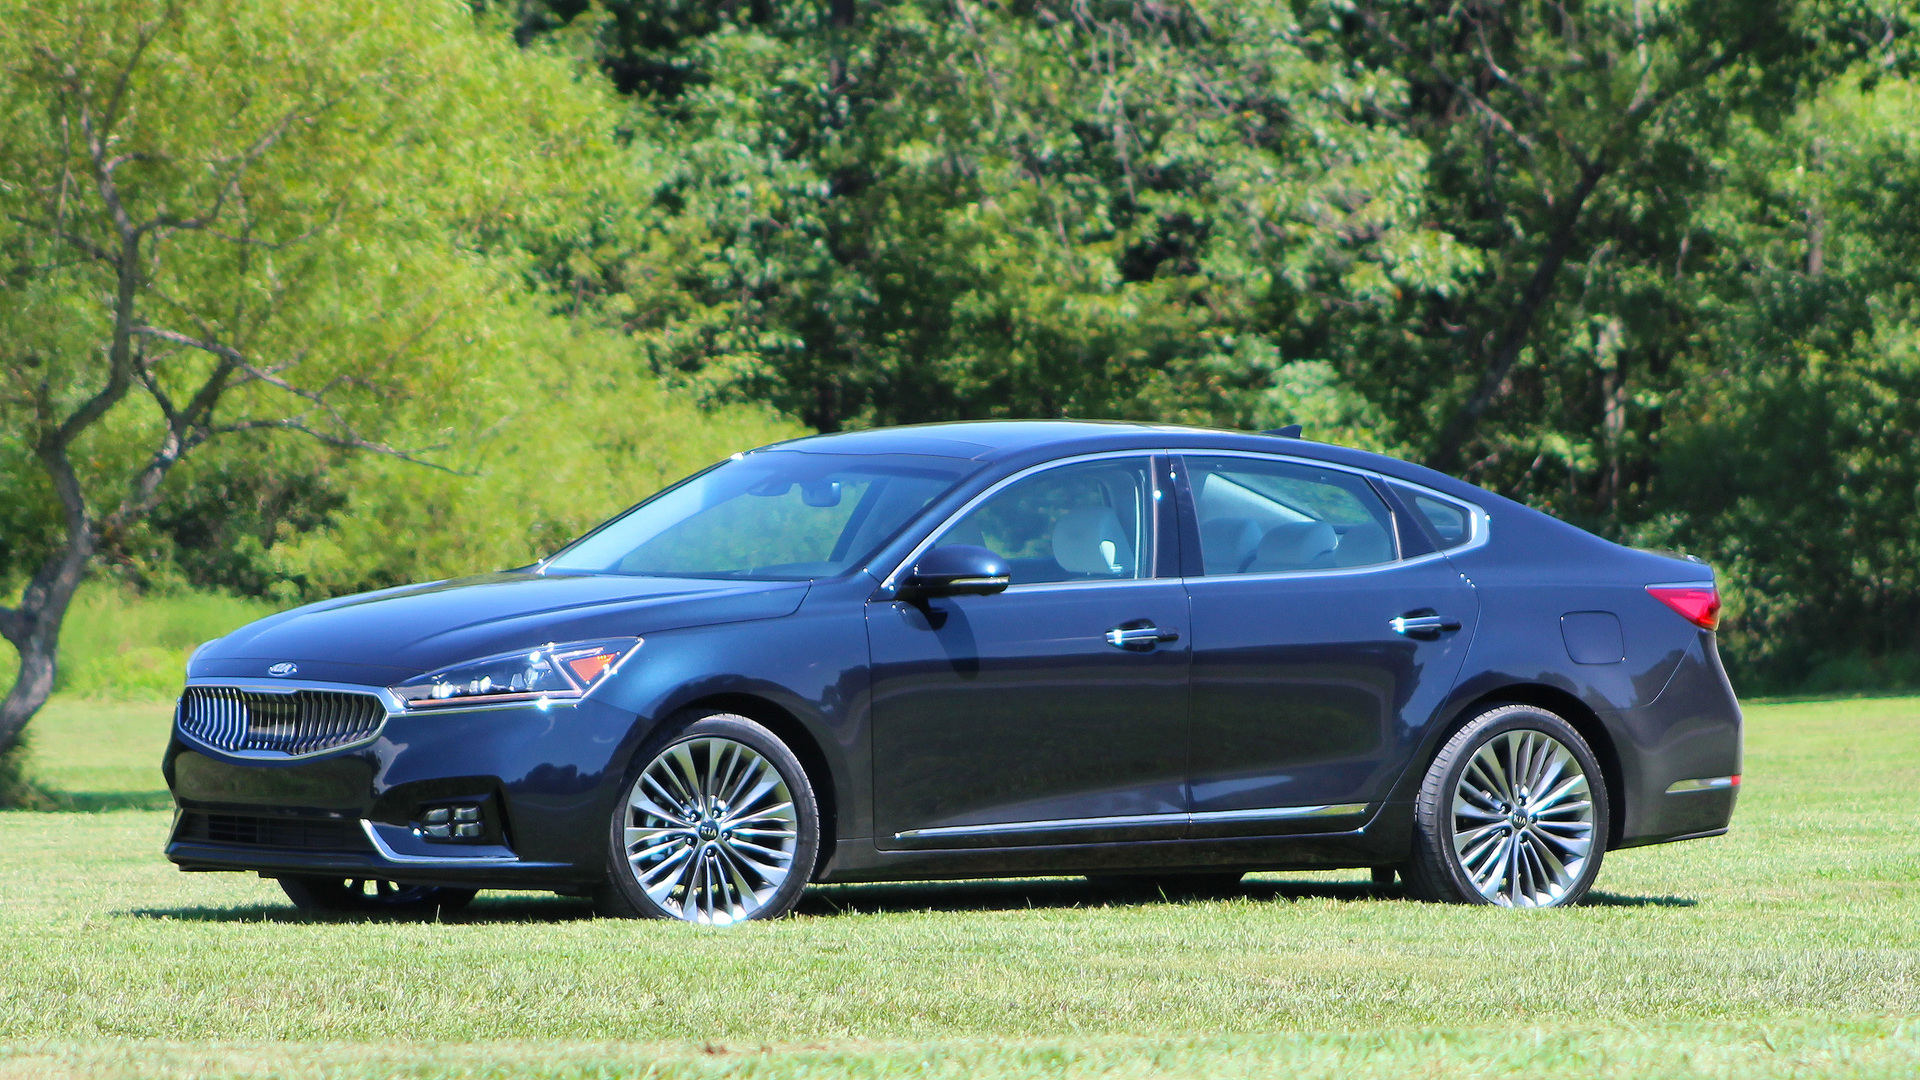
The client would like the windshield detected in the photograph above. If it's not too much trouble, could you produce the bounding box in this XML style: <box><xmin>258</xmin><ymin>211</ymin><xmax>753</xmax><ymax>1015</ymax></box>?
<box><xmin>543</xmin><ymin>451</ymin><xmax>977</xmax><ymax>580</ymax></box>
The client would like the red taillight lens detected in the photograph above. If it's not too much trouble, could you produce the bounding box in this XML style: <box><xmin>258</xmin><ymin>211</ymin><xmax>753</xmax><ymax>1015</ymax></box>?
<box><xmin>1647</xmin><ymin>584</ymin><xmax>1720</xmax><ymax>631</ymax></box>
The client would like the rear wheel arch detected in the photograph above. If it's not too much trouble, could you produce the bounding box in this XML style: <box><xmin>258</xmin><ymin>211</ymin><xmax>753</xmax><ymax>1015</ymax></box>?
<box><xmin>674</xmin><ymin>693</ymin><xmax>839</xmax><ymax>874</ymax></box>
<box><xmin>1434</xmin><ymin>685</ymin><xmax>1626</xmax><ymax>850</ymax></box>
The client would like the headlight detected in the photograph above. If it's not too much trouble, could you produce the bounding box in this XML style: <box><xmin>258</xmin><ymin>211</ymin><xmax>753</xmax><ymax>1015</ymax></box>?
<box><xmin>391</xmin><ymin>637</ymin><xmax>640</xmax><ymax>710</ymax></box>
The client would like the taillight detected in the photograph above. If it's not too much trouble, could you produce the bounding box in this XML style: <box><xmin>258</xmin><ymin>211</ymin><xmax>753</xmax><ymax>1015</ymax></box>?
<box><xmin>1647</xmin><ymin>583</ymin><xmax>1720</xmax><ymax>631</ymax></box>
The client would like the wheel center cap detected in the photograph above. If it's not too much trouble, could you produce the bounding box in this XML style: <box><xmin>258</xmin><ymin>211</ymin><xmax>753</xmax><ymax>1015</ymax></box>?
<box><xmin>698</xmin><ymin>820</ymin><xmax>720</xmax><ymax>841</ymax></box>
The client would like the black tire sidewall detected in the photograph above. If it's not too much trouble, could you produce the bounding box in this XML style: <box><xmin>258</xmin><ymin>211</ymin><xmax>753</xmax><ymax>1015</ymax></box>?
<box><xmin>1409</xmin><ymin>704</ymin><xmax>1610</xmax><ymax>907</ymax></box>
<box><xmin>600</xmin><ymin>712</ymin><xmax>820</xmax><ymax>921</ymax></box>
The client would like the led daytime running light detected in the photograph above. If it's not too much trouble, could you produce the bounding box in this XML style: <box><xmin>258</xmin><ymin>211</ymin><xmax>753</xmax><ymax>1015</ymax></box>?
<box><xmin>393</xmin><ymin>638</ymin><xmax>640</xmax><ymax>710</ymax></box>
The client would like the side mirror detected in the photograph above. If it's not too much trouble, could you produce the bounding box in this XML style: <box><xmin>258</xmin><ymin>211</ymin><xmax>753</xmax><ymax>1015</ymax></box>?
<box><xmin>900</xmin><ymin>545</ymin><xmax>1011</xmax><ymax>599</ymax></box>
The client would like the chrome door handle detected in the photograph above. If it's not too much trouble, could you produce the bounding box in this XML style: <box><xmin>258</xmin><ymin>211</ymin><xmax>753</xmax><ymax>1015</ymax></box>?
<box><xmin>1106</xmin><ymin>623</ymin><xmax>1180</xmax><ymax>650</ymax></box>
<box><xmin>1390</xmin><ymin>614</ymin><xmax>1462</xmax><ymax>637</ymax></box>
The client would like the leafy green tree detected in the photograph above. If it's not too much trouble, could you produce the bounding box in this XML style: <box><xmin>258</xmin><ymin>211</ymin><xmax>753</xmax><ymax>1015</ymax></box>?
<box><xmin>1293</xmin><ymin>0</ymin><xmax>1902</xmax><ymax>503</ymax></box>
<box><xmin>0</xmin><ymin>0</ymin><xmax>632</xmax><ymax>749</ymax></box>
<box><xmin>501</xmin><ymin>0</ymin><xmax>1474</xmax><ymax>437</ymax></box>
<box><xmin>1647</xmin><ymin>72</ymin><xmax>1920</xmax><ymax>687</ymax></box>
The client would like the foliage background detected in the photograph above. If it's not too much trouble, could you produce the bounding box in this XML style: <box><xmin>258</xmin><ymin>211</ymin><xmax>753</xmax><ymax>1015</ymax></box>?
<box><xmin>5</xmin><ymin>0</ymin><xmax>1920</xmax><ymax>696</ymax></box>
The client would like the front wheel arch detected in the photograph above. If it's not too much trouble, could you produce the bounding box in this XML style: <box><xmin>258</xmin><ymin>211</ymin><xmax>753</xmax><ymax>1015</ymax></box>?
<box><xmin>661</xmin><ymin>692</ymin><xmax>839</xmax><ymax>877</ymax></box>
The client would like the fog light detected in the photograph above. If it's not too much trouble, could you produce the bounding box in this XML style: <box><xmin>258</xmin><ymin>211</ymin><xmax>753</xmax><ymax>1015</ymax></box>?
<box><xmin>412</xmin><ymin>802</ymin><xmax>485</xmax><ymax>842</ymax></box>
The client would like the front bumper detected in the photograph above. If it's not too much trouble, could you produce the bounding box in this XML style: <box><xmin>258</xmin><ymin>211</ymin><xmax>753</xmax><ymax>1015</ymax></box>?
<box><xmin>164</xmin><ymin>686</ymin><xmax>649</xmax><ymax>888</ymax></box>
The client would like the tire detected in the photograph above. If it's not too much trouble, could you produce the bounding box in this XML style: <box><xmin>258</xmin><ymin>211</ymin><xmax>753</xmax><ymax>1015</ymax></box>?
<box><xmin>1404</xmin><ymin>704</ymin><xmax>1610</xmax><ymax>908</ymax></box>
<box><xmin>278</xmin><ymin>876</ymin><xmax>476</xmax><ymax>915</ymax></box>
<box><xmin>1086</xmin><ymin>871</ymin><xmax>1245</xmax><ymax>897</ymax></box>
<box><xmin>595</xmin><ymin>712</ymin><xmax>820</xmax><ymax>924</ymax></box>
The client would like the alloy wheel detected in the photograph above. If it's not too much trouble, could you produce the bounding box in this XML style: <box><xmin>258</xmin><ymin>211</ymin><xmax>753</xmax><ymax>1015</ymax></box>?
<box><xmin>622</xmin><ymin>736</ymin><xmax>800</xmax><ymax>924</ymax></box>
<box><xmin>1448</xmin><ymin>729</ymin><xmax>1596</xmax><ymax>907</ymax></box>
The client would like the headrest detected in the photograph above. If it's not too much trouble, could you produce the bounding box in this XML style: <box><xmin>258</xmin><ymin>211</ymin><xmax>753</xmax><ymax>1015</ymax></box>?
<box><xmin>1200</xmin><ymin>517</ymin><xmax>1262</xmax><ymax>575</ymax></box>
<box><xmin>1247</xmin><ymin>520</ymin><xmax>1338</xmax><ymax>572</ymax></box>
<box><xmin>1333</xmin><ymin>522</ymin><xmax>1393</xmax><ymax>567</ymax></box>
<box><xmin>1052</xmin><ymin>508</ymin><xmax>1134</xmax><ymax>576</ymax></box>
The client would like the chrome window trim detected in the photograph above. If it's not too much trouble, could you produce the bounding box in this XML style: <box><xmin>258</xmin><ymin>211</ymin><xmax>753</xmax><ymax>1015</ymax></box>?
<box><xmin>176</xmin><ymin>678</ymin><xmax>399</xmax><ymax>761</ymax></box>
<box><xmin>891</xmin><ymin>801</ymin><xmax>1370</xmax><ymax>841</ymax></box>
<box><xmin>876</xmin><ymin>449</ymin><xmax>1169</xmax><ymax>595</ymax></box>
<box><xmin>1174</xmin><ymin>448</ymin><xmax>1493</xmax><ymax>571</ymax></box>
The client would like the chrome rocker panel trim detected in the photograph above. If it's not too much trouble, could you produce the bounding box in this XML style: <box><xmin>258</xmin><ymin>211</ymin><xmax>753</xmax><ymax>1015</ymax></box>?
<box><xmin>892</xmin><ymin>802</ymin><xmax>1372</xmax><ymax>842</ymax></box>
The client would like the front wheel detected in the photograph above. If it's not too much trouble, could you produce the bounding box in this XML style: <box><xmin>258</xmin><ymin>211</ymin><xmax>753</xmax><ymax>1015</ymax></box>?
<box><xmin>278</xmin><ymin>876</ymin><xmax>476</xmax><ymax>915</ymax></box>
<box><xmin>596</xmin><ymin>713</ymin><xmax>820</xmax><ymax>924</ymax></box>
<box><xmin>1404</xmin><ymin>704</ymin><xmax>1609</xmax><ymax>908</ymax></box>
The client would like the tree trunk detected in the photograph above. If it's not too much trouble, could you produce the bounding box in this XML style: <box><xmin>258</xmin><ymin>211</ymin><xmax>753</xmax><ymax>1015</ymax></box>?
<box><xmin>0</xmin><ymin>535</ymin><xmax>93</xmax><ymax>754</ymax></box>
<box><xmin>1429</xmin><ymin>160</ymin><xmax>1609</xmax><ymax>474</ymax></box>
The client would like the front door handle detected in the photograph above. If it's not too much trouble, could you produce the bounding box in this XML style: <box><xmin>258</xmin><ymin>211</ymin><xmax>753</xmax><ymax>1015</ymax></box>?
<box><xmin>1390</xmin><ymin>614</ymin><xmax>1462</xmax><ymax>638</ymax></box>
<box><xmin>1106</xmin><ymin>622</ymin><xmax>1180</xmax><ymax>650</ymax></box>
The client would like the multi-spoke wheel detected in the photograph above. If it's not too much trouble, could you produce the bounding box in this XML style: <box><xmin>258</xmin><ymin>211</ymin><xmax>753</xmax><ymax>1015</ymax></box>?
<box><xmin>279</xmin><ymin>876</ymin><xmax>476</xmax><ymax>915</ymax></box>
<box><xmin>1405</xmin><ymin>704</ymin><xmax>1610</xmax><ymax>908</ymax></box>
<box><xmin>596</xmin><ymin>712</ymin><xmax>819</xmax><ymax>924</ymax></box>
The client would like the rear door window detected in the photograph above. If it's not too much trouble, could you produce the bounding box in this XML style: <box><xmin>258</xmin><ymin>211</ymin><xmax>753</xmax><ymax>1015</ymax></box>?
<box><xmin>1183</xmin><ymin>456</ymin><xmax>1398</xmax><ymax>575</ymax></box>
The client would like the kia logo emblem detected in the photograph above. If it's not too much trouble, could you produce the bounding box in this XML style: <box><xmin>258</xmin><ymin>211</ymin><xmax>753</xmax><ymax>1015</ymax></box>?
<box><xmin>267</xmin><ymin>662</ymin><xmax>298</xmax><ymax>677</ymax></box>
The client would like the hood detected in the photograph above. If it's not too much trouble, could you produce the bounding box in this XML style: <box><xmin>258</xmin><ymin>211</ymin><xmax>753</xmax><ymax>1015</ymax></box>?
<box><xmin>191</xmin><ymin>572</ymin><xmax>811</xmax><ymax>686</ymax></box>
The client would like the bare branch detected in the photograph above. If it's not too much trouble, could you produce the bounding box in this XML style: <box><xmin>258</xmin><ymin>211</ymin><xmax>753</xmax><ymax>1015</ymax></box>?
<box><xmin>1349</xmin><ymin>3</ymin><xmax>1543</xmax><ymax>162</ymax></box>
<box><xmin>211</xmin><ymin>419</ymin><xmax>456</xmax><ymax>471</ymax></box>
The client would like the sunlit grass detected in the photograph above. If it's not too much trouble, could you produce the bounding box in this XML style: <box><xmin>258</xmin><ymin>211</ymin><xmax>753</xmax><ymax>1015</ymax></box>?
<box><xmin>0</xmin><ymin>696</ymin><xmax>1915</xmax><ymax>1077</ymax></box>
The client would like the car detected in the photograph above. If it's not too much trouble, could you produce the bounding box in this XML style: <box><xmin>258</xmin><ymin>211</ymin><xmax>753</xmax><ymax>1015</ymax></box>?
<box><xmin>164</xmin><ymin>420</ymin><xmax>1741</xmax><ymax>921</ymax></box>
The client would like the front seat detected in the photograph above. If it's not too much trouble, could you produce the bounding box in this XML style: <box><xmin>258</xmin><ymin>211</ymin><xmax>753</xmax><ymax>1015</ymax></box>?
<box><xmin>1052</xmin><ymin>508</ymin><xmax>1135</xmax><ymax>577</ymax></box>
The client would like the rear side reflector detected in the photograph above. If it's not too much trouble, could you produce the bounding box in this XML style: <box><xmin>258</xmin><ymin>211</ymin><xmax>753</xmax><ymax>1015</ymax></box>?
<box><xmin>1666</xmin><ymin>775</ymin><xmax>1740</xmax><ymax>794</ymax></box>
<box><xmin>1648</xmin><ymin>583</ymin><xmax>1720</xmax><ymax>631</ymax></box>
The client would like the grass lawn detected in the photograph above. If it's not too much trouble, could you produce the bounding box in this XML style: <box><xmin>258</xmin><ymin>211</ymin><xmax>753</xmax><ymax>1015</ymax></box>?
<box><xmin>1</xmin><ymin>695</ymin><xmax>1916</xmax><ymax>1078</ymax></box>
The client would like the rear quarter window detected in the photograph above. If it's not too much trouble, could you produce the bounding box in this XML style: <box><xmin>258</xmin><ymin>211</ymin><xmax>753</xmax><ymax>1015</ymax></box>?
<box><xmin>1400</xmin><ymin>489</ymin><xmax>1475</xmax><ymax>549</ymax></box>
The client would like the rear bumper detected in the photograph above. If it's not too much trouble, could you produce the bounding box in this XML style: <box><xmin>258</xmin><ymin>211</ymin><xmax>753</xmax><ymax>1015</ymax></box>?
<box><xmin>1607</xmin><ymin>631</ymin><xmax>1743</xmax><ymax>848</ymax></box>
<box><xmin>163</xmin><ymin>694</ymin><xmax>651</xmax><ymax>887</ymax></box>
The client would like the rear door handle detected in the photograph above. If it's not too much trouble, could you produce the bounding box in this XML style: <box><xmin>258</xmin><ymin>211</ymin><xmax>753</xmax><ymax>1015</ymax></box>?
<box><xmin>1390</xmin><ymin>614</ymin><xmax>1462</xmax><ymax>637</ymax></box>
<box><xmin>1106</xmin><ymin>623</ymin><xmax>1180</xmax><ymax>650</ymax></box>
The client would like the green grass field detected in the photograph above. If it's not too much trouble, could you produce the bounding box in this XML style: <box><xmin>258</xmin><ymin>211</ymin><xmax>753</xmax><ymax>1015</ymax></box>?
<box><xmin>1</xmin><ymin>694</ymin><xmax>1917</xmax><ymax>1078</ymax></box>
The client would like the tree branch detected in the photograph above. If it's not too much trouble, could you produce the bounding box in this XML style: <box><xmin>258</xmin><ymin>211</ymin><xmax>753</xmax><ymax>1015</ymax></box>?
<box><xmin>211</xmin><ymin>419</ymin><xmax>455</xmax><ymax>470</ymax></box>
<box><xmin>1430</xmin><ymin>158</ymin><xmax>1610</xmax><ymax>472</ymax></box>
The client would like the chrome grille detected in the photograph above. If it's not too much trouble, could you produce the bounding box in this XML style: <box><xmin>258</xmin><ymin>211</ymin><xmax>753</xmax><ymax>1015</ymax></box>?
<box><xmin>178</xmin><ymin>686</ymin><xmax>387</xmax><ymax>756</ymax></box>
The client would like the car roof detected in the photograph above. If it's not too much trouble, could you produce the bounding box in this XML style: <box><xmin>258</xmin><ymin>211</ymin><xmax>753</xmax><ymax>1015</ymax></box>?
<box><xmin>766</xmin><ymin>420</ymin><xmax>1488</xmax><ymax>502</ymax></box>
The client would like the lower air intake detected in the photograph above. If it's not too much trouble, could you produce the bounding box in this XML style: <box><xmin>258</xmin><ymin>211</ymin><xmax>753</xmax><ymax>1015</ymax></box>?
<box><xmin>178</xmin><ymin>686</ymin><xmax>387</xmax><ymax>757</ymax></box>
<box><xmin>175</xmin><ymin>812</ymin><xmax>371</xmax><ymax>852</ymax></box>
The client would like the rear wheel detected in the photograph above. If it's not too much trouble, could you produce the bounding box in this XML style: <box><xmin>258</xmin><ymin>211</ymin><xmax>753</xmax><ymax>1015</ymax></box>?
<box><xmin>596</xmin><ymin>713</ymin><xmax>820</xmax><ymax>924</ymax></box>
<box><xmin>1404</xmin><ymin>704</ymin><xmax>1609</xmax><ymax>908</ymax></box>
<box><xmin>278</xmin><ymin>876</ymin><xmax>476</xmax><ymax>915</ymax></box>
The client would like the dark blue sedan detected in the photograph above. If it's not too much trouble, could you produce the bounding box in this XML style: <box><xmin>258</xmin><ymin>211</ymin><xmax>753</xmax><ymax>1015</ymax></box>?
<box><xmin>167</xmin><ymin>421</ymin><xmax>1740</xmax><ymax>920</ymax></box>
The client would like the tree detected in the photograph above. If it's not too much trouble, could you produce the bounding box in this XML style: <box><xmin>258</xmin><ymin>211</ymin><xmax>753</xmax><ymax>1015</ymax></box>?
<box><xmin>0</xmin><ymin>0</ymin><xmax>626</xmax><ymax>750</ymax></box>
<box><xmin>1298</xmin><ymin>0</ymin><xmax>1899</xmax><ymax>513</ymax></box>
<box><xmin>1646</xmin><ymin>71</ymin><xmax>1920</xmax><ymax>687</ymax></box>
<box><xmin>498</xmin><ymin>0</ymin><xmax>1473</xmax><ymax>437</ymax></box>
